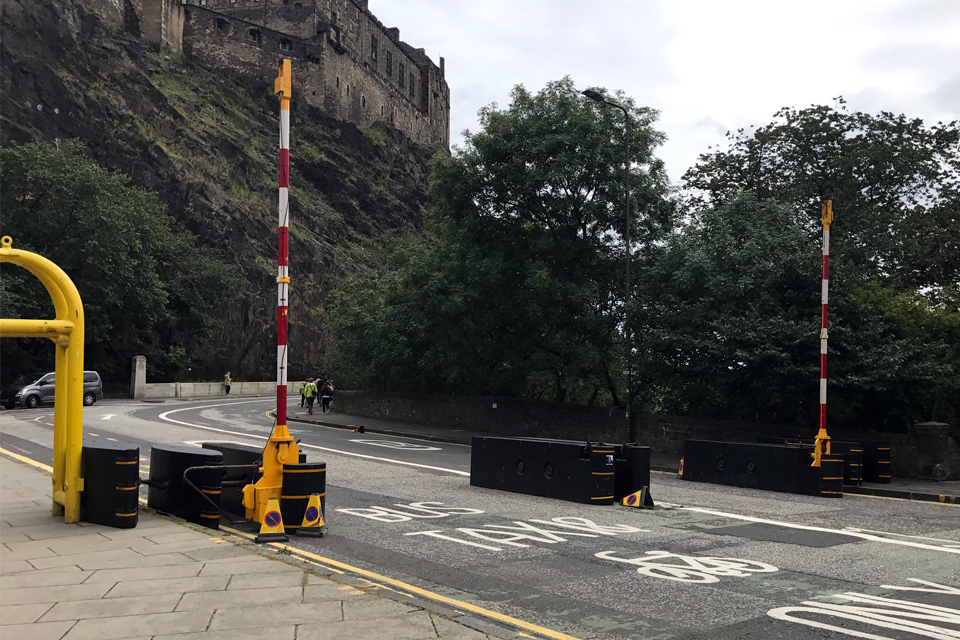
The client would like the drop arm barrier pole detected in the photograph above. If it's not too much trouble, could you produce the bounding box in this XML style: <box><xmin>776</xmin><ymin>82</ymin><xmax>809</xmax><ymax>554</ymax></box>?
<box><xmin>812</xmin><ymin>200</ymin><xmax>833</xmax><ymax>468</ymax></box>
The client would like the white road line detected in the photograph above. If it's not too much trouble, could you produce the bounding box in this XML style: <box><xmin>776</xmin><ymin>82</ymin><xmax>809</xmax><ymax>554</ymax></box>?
<box><xmin>158</xmin><ymin>402</ymin><xmax>470</xmax><ymax>476</ymax></box>
<box><xmin>682</xmin><ymin>506</ymin><xmax>960</xmax><ymax>555</ymax></box>
<box><xmin>102</xmin><ymin>414</ymin><xmax>116</xmax><ymax>420</ymax></box>
<box><xmin>844</xmin><ymin>527</ymin><xmax>960</xmax><ymax>546</ymax></box>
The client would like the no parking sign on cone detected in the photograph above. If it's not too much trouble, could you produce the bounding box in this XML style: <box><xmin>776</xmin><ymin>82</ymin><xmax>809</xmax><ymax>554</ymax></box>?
<box><xmin>255</xmin><ymin>497</ymin><xmax>289</xmax><ymax>543</ymax></box>
<box><xmin>297</xmin><ymin>493</ymin><xmax>325</xmax><ymax>538</ymax></box>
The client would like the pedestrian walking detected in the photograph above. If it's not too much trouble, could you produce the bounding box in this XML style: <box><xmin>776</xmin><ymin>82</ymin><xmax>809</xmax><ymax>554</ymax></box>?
<box><xmin>303</xmin><ymin>378</ymin><xmax>318</xmax><ymax>415</ymax></box>
<box><xmin>223</xmin><ymin>372</ymin><xmax>232</xmax><ymax>395</ymax></box>
<box><xmin>319</xmin><ymin>378</ymin><xmax>334</xmax><ymax>414</ymax></box>
<box><xmin>299</xmin><ymin>380</ymin><xmax>307</xmax><ymax>407</ymax></box>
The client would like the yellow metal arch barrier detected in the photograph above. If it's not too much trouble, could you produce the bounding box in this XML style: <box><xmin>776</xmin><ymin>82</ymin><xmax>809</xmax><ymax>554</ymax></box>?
<box><xmin>0</xmin><ymin>236</ymin><xmax>85</xmax><ymax>522</ymax></box>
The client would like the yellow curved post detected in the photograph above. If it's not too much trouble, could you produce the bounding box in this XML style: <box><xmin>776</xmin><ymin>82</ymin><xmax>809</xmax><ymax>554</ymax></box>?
<box><xmin>0</xmin><ymin>236</ymin><xmax>85</xmax><ymax>522</ymax></box>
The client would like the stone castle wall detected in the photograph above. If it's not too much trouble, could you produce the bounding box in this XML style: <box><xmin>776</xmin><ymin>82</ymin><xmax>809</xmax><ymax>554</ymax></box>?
<box><xmin>167</xmin><ymin>0</ymin><xmax>449</xmax><ymax>148</ymax></box>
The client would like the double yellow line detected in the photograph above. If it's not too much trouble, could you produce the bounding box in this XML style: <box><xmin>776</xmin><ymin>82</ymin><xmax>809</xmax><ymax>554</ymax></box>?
<box><xmin>0</xmin><ymin>447</ymin><xmax>580</xmax><ymax>640</ymax></box>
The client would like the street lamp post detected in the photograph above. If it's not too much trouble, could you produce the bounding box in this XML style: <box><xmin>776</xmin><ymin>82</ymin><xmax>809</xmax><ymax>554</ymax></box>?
<box><xmin>583</xmin><ymin>89</ymin><xmax>635</xmax><ymax>443</ymax></box>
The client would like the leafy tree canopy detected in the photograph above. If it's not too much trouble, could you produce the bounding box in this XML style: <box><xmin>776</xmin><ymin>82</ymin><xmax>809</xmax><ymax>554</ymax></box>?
<box><xmin>0</xmin><ymin>140</ymin><xmax>241</xmax><ymax>383</ymax></box>
<box><xmin>682</xmin><ymin>99</ymin><xmax>960</xmax><ymax>296</ymax></box>
<box><xmin>328</xmin><ymin>77</ymin><xmax>674</xmax><ymax>404</ymax></box>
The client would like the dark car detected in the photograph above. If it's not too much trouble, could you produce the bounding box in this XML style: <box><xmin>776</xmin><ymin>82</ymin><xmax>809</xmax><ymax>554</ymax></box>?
<box><xmin>1</xmin><ymin>371</ymin><xmax>103</xmax><ymax>409</ymax></box>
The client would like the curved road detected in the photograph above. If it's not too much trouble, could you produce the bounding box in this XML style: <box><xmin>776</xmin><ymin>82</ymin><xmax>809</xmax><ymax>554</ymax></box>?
<box><xmin>2</xmin><ymin>398</ymin><xmax>959</xmax><ymax>640</ymax></box>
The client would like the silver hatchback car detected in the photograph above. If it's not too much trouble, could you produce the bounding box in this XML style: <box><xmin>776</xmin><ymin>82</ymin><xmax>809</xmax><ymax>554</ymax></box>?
<box><xmin>1</xmin><ymin>371</ymin><xmax>103</xmax><ymax>409</ymax></box>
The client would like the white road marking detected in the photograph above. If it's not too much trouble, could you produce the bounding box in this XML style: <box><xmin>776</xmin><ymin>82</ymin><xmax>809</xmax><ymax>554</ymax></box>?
<box><xmin>349</xmin><ymin>439</ymin><xmax>441</xmax><ymax>451</ymax></box>
<box><xmin>158</xmin><ymin>402</ymin><xmax>470</xmax><ymax>476</ymax></box>
<box><xmin>844</xmin><ymin>527</ymin><xmax>960</xmax><ymax>546</ymax></box>
<box><xmin>102</xmin><ymin>414</ymin><xmax>116</xmax><ymax>420</ymax></box>
<box><xmin>683</xmin><ymin>506</ymin><xmax>960</xmax><ymax>555</ymax></box>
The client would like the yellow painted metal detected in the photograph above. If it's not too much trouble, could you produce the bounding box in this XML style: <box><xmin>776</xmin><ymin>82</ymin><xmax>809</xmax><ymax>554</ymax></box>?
<box><xmin>821</xmin><ymin>199</ymin><xmax>833</xmax><ymax>230</ymax></box>
<box><xmin>243</xmin><ymin>423</ymin><xmax>299</xmax><ymax>523</ymax></box>
<box><xmin>0</xmin><ymin>236</ymin><xmax>85</xmax><ymax>522</ymax></box>
<box><xmin>274</xmin><ymin>58</ymin><xmax>292</xmax><ymax>109</ymax></box>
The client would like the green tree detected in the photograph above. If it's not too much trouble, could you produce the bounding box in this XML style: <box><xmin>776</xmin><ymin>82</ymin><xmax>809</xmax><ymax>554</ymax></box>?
<box><xmin>634</xmin><ymin>193</ymin><xmax>820</xmax><ymax>422</ymax></box>
<box><xmin>682</xmin><ymin>100</ymin><xmax>960</xmax><ymax>295</ymax></box>
<box><xmin>328</xmin><ymin>77</ymin><xmax>674</xmax><ymax>404</ymax></box>
<box><xmin>0</xmin><ymin>140</ymin><xmax>240</xmax><ymax>383</ymax></box>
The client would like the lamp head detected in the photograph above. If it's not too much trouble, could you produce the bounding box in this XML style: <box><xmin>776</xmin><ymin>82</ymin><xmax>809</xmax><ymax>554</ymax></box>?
<box><xmin>582</xmin><ymin>89</ymin><xmax>606</xmax><ymax>103</ymax></box>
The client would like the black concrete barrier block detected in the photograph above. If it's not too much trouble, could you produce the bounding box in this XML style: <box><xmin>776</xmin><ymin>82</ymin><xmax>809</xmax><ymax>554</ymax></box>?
<box><xmin>148</xmin><ymin>444</ymin><xmax>223</xmax><ymax>528</ymax></box>
<box><xmin>201</xmin><ymin>442</ymin><xmax>261</xmax><ymax>516</ymax></box>
<box><xmin>614</xmin><ymin>445</ymin><xmax>651</xmax><ymax>501</ymax></box>
<box><xmin>861</xmin><ymin>443</ymin><xmax>892</xmax><ymax>483</ymax></box>
<box><xmin>470</xmin><ymin>437</ymin><xmax>616</xmax><ymax>504</ymax></box>
<box><xmin>280</xmin><ymin>462</ymin><xmax>326</xmax><ymax>532</ymax></box>
<box><xmin>81</xmin><ymin>437</ymin><xmax>139</xmax><ymax>529</ymax></box>
<box><xmin>683</xmin><ymin>440</ymin><xmax>831</xmax><ymax>497</ymax></box>
<box><xmin>820</xmin><ymin>455</ymin><xmax>845</xmax><ymax>498</ymax></box>
<box><xmin>756</xmin><ymin>437</ymin><xmax>863</xmax><ymax>486</ymax></box>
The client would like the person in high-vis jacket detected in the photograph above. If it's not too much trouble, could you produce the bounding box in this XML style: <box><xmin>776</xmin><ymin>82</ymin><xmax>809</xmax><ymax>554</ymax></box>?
<box><xmin>303</xmin><ymin>378</ymin><xmax>318</xmax><ymax>415</ymax></box>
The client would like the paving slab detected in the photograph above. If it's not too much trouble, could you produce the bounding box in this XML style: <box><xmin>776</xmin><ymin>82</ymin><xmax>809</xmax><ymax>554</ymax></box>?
<box><xmin>82</xmin><ymin>563</ymin><xmax>201</xmax><ymax>584</ymax></box>
<box><xmin>1</xmin><ymin>582</ymin><xmax>115</xmax><ymax>605</ymax></box>
<box><xmin>207</xmin><ymin>601</ymin><xmax>343</xmax><ymax>630</ymax></box>
<box><xmin>153</xmin><ymin>626</ymin><xmax>298</xmax><ymax>640</ymax></box>
<box><xmin>62</xmin><ymin>610</ymin><xmax>214</xmax><ymax>640</ymax></box>
<box><xmin>342</xmin><ymin>597</ymin><xmax>423</xmax><ymax>620</ymax></box>
<box><xmin>296</xmin><ymin>613</ymin><xmax>440</xmax><ymax>640</ymax></box>
<box><xmin>104</xmin><ymin>574</ymin><xmax>230</xmax><ymax>599</ymax></box>
<box><xmin>0</xmin><ymin>620</ymin><xmax>77</xmax><ymax>640</ymax></box>
<box><xmin>175</xmin><ymin>585</ymin><xmax>303</xmax><ymax>611</ymax></box>
<box><xmin>226</xmin><ymin>571</ymin><xmax>307</xmax><ymax>590</ymax></box>
<box><xmin>0</xmin><ymin>602</ymin><xmax>55</xmax><ymax>625</ymax></box>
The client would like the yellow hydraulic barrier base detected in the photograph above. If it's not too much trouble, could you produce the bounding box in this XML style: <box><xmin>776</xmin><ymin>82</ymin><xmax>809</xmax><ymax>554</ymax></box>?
<box><xmin>242</xmin><ymin>423</ymin><xmax>300</xmax><ymax>524</ymax></box>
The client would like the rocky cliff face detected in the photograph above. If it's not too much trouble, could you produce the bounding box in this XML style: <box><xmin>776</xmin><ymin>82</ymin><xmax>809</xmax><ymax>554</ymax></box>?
<box><xmin>1</xmin><ymin>0</ymin><xmax>436</xmax><ymax>380</ymax></box>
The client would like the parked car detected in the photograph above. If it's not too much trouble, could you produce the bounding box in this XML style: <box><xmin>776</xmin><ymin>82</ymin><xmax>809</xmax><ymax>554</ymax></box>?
<box><xmin>1</xmin><ymin>371</ymin><xmax>103</xmax><ymax>409</ymax></box>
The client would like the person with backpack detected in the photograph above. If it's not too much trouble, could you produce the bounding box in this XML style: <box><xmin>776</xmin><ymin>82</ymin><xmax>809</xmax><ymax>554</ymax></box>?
<box><xmin>303</xmin><ymin>378</ymin><xmax>318</xmax><ymax>415</ymax></box>
<box><xmin>319</xmin><ymin>378</ymin><xmax>334</xmax><ymax>414</ymax></box>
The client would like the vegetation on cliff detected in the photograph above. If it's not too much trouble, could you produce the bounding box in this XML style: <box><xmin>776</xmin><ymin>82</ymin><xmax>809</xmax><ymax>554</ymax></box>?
<box><xmin>1</xmin><ymin>0</ymin><xmax>435</xmax><ymax>384</ymax></box>
<box><xmin>0</xmin><ymin>140</ymin><xmax>240</xmax><ymax>382</ymax></box>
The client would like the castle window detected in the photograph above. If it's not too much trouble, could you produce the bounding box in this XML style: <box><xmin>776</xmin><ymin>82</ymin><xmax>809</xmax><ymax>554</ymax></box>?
<box><xmin>398</xmin><ymin>63</ymin><xmax>405</xmax><ymax>88</ymax></box>
<box><xmin>248</xmin><ymin>28</ymin><xmax>262</xmax><ymax>43</ymax></box>
<box><xmin>279</xmin><ymin>38</ymin><xmax>292</xmax><ymax>51</ymax></box>
<box><xmin>370</xmin><ymin>36</ymin><xmax>378</xmax><ymax>62</ymax></box>
<box><xmin>230</xmin><ymin>0</ymin><xmax>236</xmax><ymax>3</ymax></box>
<box><xmin>336</xmin><ymin>76</ymin><xmax>340</xmax><ymax>88</ymax></box>
<box><xmin>385</xmin><ymin>51</ymin><xmax>392</xmax><ymax>77</ymax></box>
<box><xmin>331</xmin><ymin>10</ymin><xmax>337</xmax><ymax>23</ymax></box>
<box><xmin>362</xmin><ymin>96</ymin><xmax>366</xmax><ymax>109</ymax></box>
<box><xmin>215</xmin><ymin>18</ymin><xmax>230</xmax><ymax>33</ymax></box>
<box><xmin>380</xmin><ymin>105</ymin><xmax>384</xmax><ymax>116</ymax></box>
<box><xmin>409</xmin><ymin>73</ymin><xmax>415</xmax><ymax>99</ymax></box>
<box><xmin>199</xmin><ymin>0</ymin><xmax>207</xmax><ymax>6</ymax></box>
<box><xmin>295</xmin><ymin>2</ymin><xmax>302</xmax><ymax>7</ymax></box>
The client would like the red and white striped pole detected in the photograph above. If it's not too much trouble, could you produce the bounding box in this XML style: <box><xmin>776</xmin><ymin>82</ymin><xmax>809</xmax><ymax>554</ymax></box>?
<box><xmin>276</xmin><ymin>59</ymin><xmax>292</xmax><ymax>430</ymax></box>
<box><xmin>812</xmin><ymin>199</ymin><xmax>833</xmax><ymax>467</ymax></box>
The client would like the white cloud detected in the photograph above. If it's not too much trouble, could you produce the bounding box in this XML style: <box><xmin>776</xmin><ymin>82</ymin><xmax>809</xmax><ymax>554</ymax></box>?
<box><xmin>371</xmin><ymin>0</ymin><xmax>960</xmax><ymax>182</ymax></box>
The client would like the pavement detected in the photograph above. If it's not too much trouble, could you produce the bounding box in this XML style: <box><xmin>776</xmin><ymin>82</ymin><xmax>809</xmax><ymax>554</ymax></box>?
<box><xmin>285</xmin><ymin>406</ymin><xmax>960</xmax><ymax>504</ymax></box>
<box><xmin>0</xmin><ymin>457</ymin><xmax>501</xmax><ymax>640</ymax></box>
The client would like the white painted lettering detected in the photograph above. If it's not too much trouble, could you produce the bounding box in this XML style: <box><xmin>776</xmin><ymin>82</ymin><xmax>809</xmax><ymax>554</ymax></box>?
<box><xmin>530</xmin><ymin>517</ymin><xmax>647</xmax><ymax>535</ymax></box>
<box><xmin>405</xmin><ymin>530</ymin><xmax>502</xmax><ymax>551</ymax></box>
<box><xmin>455</xmin><ymin>528</ymin><xmax>552</xmax><ymax>547</ymax></box>
<box><xmin>768</xmin><ymin>580</ymin><xmax>960</xmax><ymax>639</ymax></box>
<box><xmin>485</xmin><ymin>521</ymin><xmax>599</xmax><ymax>541</ymax></box>
<box><xmin>411</xmin><ymin>503</ymin><xmax>485</xmax><ymax>515</ymax></box>
<box><xmin>375</xmin><ymin>506</ymin><xmax>449</xmax><ymax>518</ymax></box>
<box><xmin>335</xmin><ymin>508</ymin><xmax>410</xmax><ymax>522</ymax></box>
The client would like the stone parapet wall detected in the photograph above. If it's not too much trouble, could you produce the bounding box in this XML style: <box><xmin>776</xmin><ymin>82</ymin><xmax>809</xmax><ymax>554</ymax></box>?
<box><xmin>334</xmin><ymin>390</ymin><xmax>959</xmax><ymax>479</ymax></box>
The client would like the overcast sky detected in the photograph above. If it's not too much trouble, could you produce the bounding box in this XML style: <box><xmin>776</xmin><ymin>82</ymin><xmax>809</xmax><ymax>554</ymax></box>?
<box><xmin>372</xmin><ymin>0</ymin><xmax>960</xmax><ymax>184</ymax></box>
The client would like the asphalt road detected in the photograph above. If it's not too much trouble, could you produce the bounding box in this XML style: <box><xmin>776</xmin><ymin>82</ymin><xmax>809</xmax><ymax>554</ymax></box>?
<box><xmin>2</xmin><ymin>398</ymin><xmax>959</xmax><ymax>640</ymax></box>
